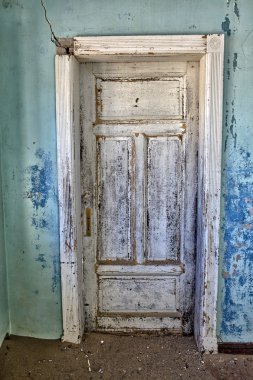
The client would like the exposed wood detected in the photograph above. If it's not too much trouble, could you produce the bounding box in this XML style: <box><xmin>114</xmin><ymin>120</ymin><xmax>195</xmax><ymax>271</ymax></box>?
<box><xmin>55</xmin><ymin>55</ymin><xmax>84</xmax><ymax>343</ymax></box>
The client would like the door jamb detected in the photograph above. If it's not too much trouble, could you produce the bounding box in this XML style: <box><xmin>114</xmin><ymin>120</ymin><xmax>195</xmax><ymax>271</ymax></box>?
<box><xmin>55</xmin><ymin>34</ymin><xmax>224</xmax><ymax>353</ymax></box>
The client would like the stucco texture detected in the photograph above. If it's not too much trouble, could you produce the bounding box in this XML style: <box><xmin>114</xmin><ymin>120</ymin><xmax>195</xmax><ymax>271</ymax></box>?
<box><xmin>0</xmin><ymin>0</ymin><xmax>253</xmax><ymax>342</ymax></box>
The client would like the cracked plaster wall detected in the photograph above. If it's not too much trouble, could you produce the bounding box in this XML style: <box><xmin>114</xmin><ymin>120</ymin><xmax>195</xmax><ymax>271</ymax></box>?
<box><xmin>0</xmin><ymin>0</ymin><xmax>253</xmax><ymax>342</ymax></box>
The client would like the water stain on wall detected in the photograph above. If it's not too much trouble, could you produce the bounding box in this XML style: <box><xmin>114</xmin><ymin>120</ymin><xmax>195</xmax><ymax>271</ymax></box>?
<box><xmin>25</xmin><ymin>148</ymin><xmax>60</xmax><ymax>292</ymax></box>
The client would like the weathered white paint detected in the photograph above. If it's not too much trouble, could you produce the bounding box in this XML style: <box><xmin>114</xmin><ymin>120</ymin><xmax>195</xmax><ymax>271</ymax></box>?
<box><xmin>96</xmin><ymin>264</ymin><xmax>184</xmax><ymax>276</ymax></box>
<box><xmin>96</xmin><ymin>77</ymin><xmax>184</xmax><ymax>120</ymax></box>
<box><xmin>147</xmin><ymin>137</ymin><xmax>182</xmax><ymax>261</ymax></box>
<box><xmin>55</xmin><ymin>55</ymin><xmax>84</xmax><ymax>343</ymax></box>
<box><xmin>97</xmin><ymin>315</ymin><xmax>182</xmax><ymax>332</ymax></box>
<box><xmin>56</xmin><ymin>34</ymin><xmax>224</xmax><ymax>353</ymax></box>
<box><xmin>98</xmin><ymin>277</ymin><xmax>177</xmax><ymax>312</ymax></box>
<box><xmin>74</xmin><ymin>35</ymin><xmax>207</xmax><ymax>62</ymax></box>
<box><xmin>194</xmin><ymin>35</ymin><xmax>224</xmax><ymax>353</ymax></box>
<box><xmin>79</xmin><ymin>63</ymin><xmax>97</xmax><ymax>331</ymax></box>
<box><xmin>97</xmin><ymin>137</ymin><xmax>134</xmax><ymax>261</ymax></box>
<box><xmin>80</xmin><ymin>60</ymin><xmax>198</xmax><ymax>333</ymax></box>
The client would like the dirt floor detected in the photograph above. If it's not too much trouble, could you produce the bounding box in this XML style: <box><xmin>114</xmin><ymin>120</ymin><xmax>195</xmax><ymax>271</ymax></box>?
<box><xmin>1</xmin><ymin>333</ymin><xmax>253</xmax><ymax>379</ymax></box>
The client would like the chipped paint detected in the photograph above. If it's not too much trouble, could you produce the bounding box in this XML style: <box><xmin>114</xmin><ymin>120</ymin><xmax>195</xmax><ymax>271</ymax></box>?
<box><xmin>224</xmin><ymin>99</ymin><xmax>237</xmax><ymax>151</ymax></box>
<box><xmin>27</xmin><ymin>148</ymin><xmax>53</xmax><ymax>210</ymax></box>
<box><xmin>82</xmin><ymin>60</ymin><xmax>198</xmax><ymax>335</ymax></box>
<box><xmin>234</xmin><ymin>1</ymin><xmax>240</xmax><ymax>20</ymax></box>
<box><xmin>35</xmin><ymin>253</ymin><xmax>47</xmax><ymax>269</ymax></box>
<box><xmin>24</xmin><ymin>149</ymin><xmax>60</xmax><ymax>291</ymax></box>
<box><xmin>233</xmin><ymin>53</ymin><xmax>238</xmax><ymax>71</ymax></box>
<box><xmin>220</xmin><ymin>147</ymin><xmax>253</xmax><ymax>340</ymax></box>
<box><xmin>222</xmin><ymin>16</ymin><xmax>231</xmax><ymax>36</ymax></box>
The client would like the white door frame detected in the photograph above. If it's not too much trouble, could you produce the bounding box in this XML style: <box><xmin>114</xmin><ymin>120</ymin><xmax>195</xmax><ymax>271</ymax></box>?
<box><xmin>55</xmin><ymin>35</ymin><xmax>224</xmax><ymax>353</ymax></box>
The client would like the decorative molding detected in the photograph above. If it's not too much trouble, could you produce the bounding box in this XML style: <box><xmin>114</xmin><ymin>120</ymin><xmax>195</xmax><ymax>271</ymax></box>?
<box><xmin>207</xmin><ymin>35</ymin><xmax>223</xmax><ymax>53</ymax></box>
<box><xmin>195</xmin><ymin>34</ymin><xmax>224</xmax><ymax>354</ymax></box>
<box><xmin>55</xmin><ymin>55</ymin><xmax>84</xmax><ymax>343</ymax></box>
<box><xmin>74</xmin><ymin>35</ymin><xmax>207</xmax><ymax>61</ymax></box>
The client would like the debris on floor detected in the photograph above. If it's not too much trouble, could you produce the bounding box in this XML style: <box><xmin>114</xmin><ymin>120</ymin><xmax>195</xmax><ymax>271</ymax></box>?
<box><xmin>0</xmin><ymin>333</ymin><xmax>253</xmax><ymax>379</ymax></box>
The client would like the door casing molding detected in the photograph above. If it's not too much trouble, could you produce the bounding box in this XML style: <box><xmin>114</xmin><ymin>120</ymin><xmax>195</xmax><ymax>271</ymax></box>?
<box><xmin>55</xmin><ymin>34</ymin><xmax>224</xmax><ymax>353</ymax></box>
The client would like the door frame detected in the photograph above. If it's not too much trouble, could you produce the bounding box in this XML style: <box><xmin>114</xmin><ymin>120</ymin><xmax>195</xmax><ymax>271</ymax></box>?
<box><xmin>55</xmin><ymin>34</ymin><xmax>224</xmax><ymax>353</ymax></box>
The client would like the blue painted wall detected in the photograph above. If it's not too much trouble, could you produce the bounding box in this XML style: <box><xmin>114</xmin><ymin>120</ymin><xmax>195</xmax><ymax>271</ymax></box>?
<box><xmin>0</xmin><ymin>0</ymin><xmax>253</xmax><ymax>342</ymax></box>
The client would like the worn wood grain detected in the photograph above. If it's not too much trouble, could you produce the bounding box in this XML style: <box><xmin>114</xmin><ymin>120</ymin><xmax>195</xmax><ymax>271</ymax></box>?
<box><xmin>97</xmin><ymin>315</ymin><xmax>182</xmax><ymax>332</ymax></box>
<box><xmin>74</xmin><ymin>35</ymin><xmax>207</xmax><ymax>62</ymax></box>
<box><xmin>194</xmin><ymin>35</ymin><xmax>224</xmax><ymax>353</ymax></box>
<box><xmin>96</xmin><ymin>78</ymin><xmax>183</xmax><ymax>121</ymax></box>
<box><xmin>98</xmin><ymin>277</ymin><xmax>177</xmax><ymax>312</ymax></box>
<box><xmin>97</xmin><ymin>137</ymin><xmax>134</xmax><ymax>261</ymax></box>
<box><xmin>55</xmin><ymin>55</ymin><xmax>83</xmax><ymax>343</ymax></box>
<box><xmin>147</xmin><ymin>137</ymin><xmax>182</xmax><ymax>261</ymax></box>
<box><xmin>80</xmin><ymin>63</ymin><xmax>97</xmax><ymax>330</ymax></box>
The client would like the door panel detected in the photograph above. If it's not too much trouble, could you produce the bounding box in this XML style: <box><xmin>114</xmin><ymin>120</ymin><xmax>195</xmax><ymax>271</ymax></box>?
<box><xmin>97</xmin><ymin>137</ymin><xmax>134</xmax><ymax>261</ymax></box>
<box><xmin>80</xmin><ymin>61</ymin><xmax>199</xmax><ymax>334</ymax></box>
<box><xmin>98</xmin><ymin>277</ymin><xmax>177</xmax><ymax>313</ymax></box>
<box><xmin>96</xmin><ymin>77</ymin><xmax>184</xmax><ymax>120</ymax></box>
<box><xmin>147</xmin><ymin>136</ymin><xmax>182</xmax><ymax>261</ymax></box>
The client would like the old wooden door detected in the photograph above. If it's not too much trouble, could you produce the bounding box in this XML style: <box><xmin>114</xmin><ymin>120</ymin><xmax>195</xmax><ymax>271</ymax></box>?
<box><xmin>80</xmin><ymin>61</ymin><xmax>199</xmax><ymax>334</ymax></box>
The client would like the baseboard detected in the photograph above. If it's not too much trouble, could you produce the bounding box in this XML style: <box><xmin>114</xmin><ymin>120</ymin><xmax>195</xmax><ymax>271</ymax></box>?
<box><xmin>0</xmin><ymin>331</ymin><xmax>8</xmax><ymax>348</ymax></box>
<box><xmin>218</xmin><ymin>342</ymin><xmax>253</xmax><ymax>354</ymax></box>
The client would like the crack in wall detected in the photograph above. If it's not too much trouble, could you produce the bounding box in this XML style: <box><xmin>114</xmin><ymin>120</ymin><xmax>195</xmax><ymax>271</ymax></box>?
<box><xmin>40</xmin><ymin>0</ymin><xmax>62</xmax><ymax>48</ymax></box>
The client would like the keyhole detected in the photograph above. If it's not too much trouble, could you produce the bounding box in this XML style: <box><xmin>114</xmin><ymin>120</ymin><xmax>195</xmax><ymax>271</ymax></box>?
<box><xmin>86</xmin><ymin>208</ymin><xmax>91</xmax><ymax>236</ymax></box>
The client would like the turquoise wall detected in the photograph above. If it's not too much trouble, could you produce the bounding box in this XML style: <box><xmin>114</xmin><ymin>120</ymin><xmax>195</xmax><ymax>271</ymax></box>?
<box><xmin>0</xmin><ymin>0</ymin><xmax>253</xmax><ymax>342</ymax></box>
<box><xmin>0</xmin><ymin>144</ymin><xmax>9</xmax><ymax>345</ymax></box>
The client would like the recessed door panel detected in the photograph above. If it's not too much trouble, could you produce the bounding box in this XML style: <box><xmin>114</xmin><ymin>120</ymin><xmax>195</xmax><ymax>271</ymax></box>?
<box><xmin>96</xmin><ymin>77</ymin><xmax>184</xmax><ymax>121</ymax></box>
<box><xmin>98</xmin><ymin>276</ymin><xmax>177</xmax><ymax>313</ymax></box>
<box><xmin>97</xmin><ymin>137</ymin><xmax>134</xmax><ymax>261</ymax></box>
<box><xmin>146</xmin><ymin>136</ymin><xmax>182</xmax><ymax>262</ymax></box>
